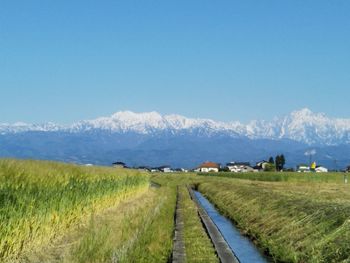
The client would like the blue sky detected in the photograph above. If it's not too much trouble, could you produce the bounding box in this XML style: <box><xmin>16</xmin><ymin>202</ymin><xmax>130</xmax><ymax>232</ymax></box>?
<box><xmin>1</xmin><ymin>1</ymin><xmax>350</xmax><ymax>124</ymax></box>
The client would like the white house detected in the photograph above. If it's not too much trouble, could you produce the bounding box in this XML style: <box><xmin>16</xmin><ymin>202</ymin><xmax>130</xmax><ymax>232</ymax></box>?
<box><xmin>297</xmin><ymin>164</ymin><xmax>310</xmax><ymax>172</ymax></box>
<box><xmin>226</xmin><ymin>162</ymin><xmax>253</xmax><ymax>173</ymax></box>
<box><xmin>315</xmin><ymin>166</ymin><xmax>328</xmax><ymax>173</ymax></box>
<box><xmin>159</xmin><ymin>166</ymin><xmax>173</xmax><ymax>173</ymax></box>
<box><xmin>197</xmin><ymin>162</ymin><xmax>220</xmax><ymax>173</ymax></box>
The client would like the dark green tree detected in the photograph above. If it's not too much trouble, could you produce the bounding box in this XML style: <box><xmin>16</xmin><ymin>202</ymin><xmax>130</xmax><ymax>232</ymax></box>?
<box><xmin>280</xmin><ymin>154</ymin><xmax>286</xmax><ymax>170</ymax></box>
<box><xmin>275</xmin><ymin>154</ymin><xmax>286</xmax><ymax>171</ymax></box>
<box><xmin>264</xmin><ymin>163</ymin><xmax>276</xmax><ymax>171</ymax></box>
<box><xmin>275</xmin><ymin>155</ymin><xmax>281</xmax><ymax>171</ymax></box>
<box><xmin>268</xmin><ymin>156</ymin><xmax>274</xmax><ymax>164</ymax></box>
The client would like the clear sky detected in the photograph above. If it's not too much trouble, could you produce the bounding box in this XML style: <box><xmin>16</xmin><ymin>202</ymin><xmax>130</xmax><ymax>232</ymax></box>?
<box><xmin>1</xmin><ymin>1</ymin><xmax>350</xmax><ymax>124</ymax></box>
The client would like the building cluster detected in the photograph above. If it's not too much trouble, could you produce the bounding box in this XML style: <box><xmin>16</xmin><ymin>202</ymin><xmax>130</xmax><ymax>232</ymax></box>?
<box><xmin>296</xmin><ymin>162</ymin><xmax>329</xmax><ymax>173</ymax></box>
<box><xmin>112</xmin><ymin>162</ymin><xmax>188</xmax><ymax>173</ymax></box>
<box><xmin>112</xmin><ymin>160</ymin><xmax>278</xmax><ymax>173</ymax></box>
<box><xmin>112</xmin><ymin>160</ymin><xmax>350</xmax><ymax>173</ymax></box>
<box><xmin>194</xmin><ymin>161</ymin><xmax>269</xmax><ymax>173</ymax></box>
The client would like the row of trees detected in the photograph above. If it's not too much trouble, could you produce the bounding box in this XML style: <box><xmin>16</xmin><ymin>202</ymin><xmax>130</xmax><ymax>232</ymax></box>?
<box><xmin>266</xmin><ymin>154</ymin><xmax>286</xmax><ymax>171</ymax></box>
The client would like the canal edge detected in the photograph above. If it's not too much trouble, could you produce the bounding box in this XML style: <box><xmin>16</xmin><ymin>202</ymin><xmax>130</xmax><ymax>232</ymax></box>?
<box><xmin>172</xmin><ymin>186</ymin><xmax>186</xmax><ymax>263</ymax></box>
<box><xmin>187</xmin><ymin>186</ymin><xmax>240</xmax><ymax>263</ymax></box>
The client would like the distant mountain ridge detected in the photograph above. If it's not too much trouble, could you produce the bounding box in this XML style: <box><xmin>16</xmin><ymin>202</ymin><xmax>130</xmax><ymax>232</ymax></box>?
<box><xmin>1</xmin><ymin>109</ymin><xmax>350</xmax><ymax>169</ymax></box>
<box><xmin>2</xmin><ymin>108</ymin><xmax>350</xmax><ymax>146</ymax></box>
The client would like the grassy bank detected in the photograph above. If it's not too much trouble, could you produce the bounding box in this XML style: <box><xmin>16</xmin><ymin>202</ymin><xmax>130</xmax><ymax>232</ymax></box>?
<box><xmin>178</xmin><ymin>186</ymin><xmax>218</xmax><ymax>263</ymax></box>
<box><xmin>197</xmin><ymin>177</ymin><xmax>350</xmax><ymax>262</ymax></box>
<box><xmin>199</xmin><ymin>171</ymin><xmax>348</xmax><ymax>183</ymax></box>
<box><xmin>49</xmin><ymin>186</ymin><xmax>176</xmax><ymax>263</ymax></box>
<box><xmin>152</xmin><ymin>174</ymin><xmax>219</xmax><ymax>262</ymax></box>
<box><xmin>0</xmin><ymin>159</ymin><xmax>149</xmax><ymax>262</ymax></box>
<box><xmin>119</xmin><ymin>185</ymin><xmax>176</xmax><ymax>262</ymax></box>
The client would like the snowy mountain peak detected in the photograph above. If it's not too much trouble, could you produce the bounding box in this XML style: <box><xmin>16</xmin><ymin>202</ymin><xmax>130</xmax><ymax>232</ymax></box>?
<box><xmin>289</xmin><ymin>108</ymin><xmax>327</xmax><ymax>121</ymax></box>
<box><xmin>78</xmin><ymin>111</ymin><xmax>228</xmax><ymax>133</ymax></box>
<box><xmin>292</xmin><ymin>108</ymin><xmax>314</xmax><ymax>116</ymax></box>
<box><xmin>1</xmin><ymin>109</ymin><xmax>350</xmax><ymax>145</ymax></box>
<box><xmin>111</xmin><ymin>110</ymin><xmax>163</xmax><ymax>122</ymax></box>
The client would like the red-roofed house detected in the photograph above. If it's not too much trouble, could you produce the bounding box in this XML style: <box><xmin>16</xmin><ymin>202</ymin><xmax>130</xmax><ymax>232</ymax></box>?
<box><xmin>196</xmin><ymin>161</ymin><xmax>220</xmax><ymax>173</ymax></box>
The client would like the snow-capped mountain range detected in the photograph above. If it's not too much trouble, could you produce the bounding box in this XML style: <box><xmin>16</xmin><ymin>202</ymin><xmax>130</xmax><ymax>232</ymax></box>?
<box><xmin>1</xmin><ymin>108</ymin><xmax>350</xmax><ymax>146</ymax></box>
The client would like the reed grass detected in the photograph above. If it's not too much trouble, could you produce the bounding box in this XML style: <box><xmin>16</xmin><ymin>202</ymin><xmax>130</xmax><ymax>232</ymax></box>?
<box><xmin>0</xmin><ymin>159</ymin><xmax>148</xmax><ymax>262</ymax></box>
<box><xmin>198</xmin><ymin>177</ymin><xmax>350</xmax><ymax>262</ymax></box>
<box><xmin>199</xmin><ymin>171</ymin><xmax>347</xmax><ymax>183</ymax></box>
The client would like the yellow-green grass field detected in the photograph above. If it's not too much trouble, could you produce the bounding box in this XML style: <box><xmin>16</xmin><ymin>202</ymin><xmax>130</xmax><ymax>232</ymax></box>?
<box><xmin>178</xmin><ymin>186</ymin><xmax>218</xmax><ymax>263</ymax></box>
<box><xmin>153</xmin><ymin>172</ymin><xmax>350</xmax><ymax>262</ymax></box>
<box><xmin>62</xmin><ymin>185</ymin><xmax>176</xmax><ymax>263</ymax></box>
<box><xmin>196</xmin><ymin>173</ymin><xmax>350</xmax><ymax>262</ymax></box>
<box><xmin>0</xmin><ymin>159</ymin><xmax>149</xmax><ymax>262</ymax></box>
<box><xmin>2</xmin><ymin>158</ymin><xmax>350</xmax><ymax>263</ymax></box>
<box><xmin>151</xmin><ymin>174</ymin><xmax>219</xmax><ymax>262</ymax></box>
<box><xmin>200</xmin><ymin>171</ymin><xmax>349</xmax><ymax>183</ymax></box>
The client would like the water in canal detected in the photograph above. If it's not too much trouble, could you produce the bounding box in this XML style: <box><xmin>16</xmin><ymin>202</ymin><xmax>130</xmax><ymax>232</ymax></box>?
<box><xmin>194</xmin><ymin>191</ymin><xmax>269</xmax><ymax>263</ymax></box>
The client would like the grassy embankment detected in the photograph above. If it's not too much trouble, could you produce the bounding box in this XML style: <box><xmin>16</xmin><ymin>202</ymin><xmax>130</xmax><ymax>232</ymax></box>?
<box><xmin>66</xmin><ymin>185</ymin><xmax>177</xmax><ymax>263</ymax></box>
<box><xmin>178</xmin><ymin>186</ymin><xmax>218</xmax><ymax>263</ymax></box>
<box><xmin>200</xmin><ymin>171</ymin><xmax>347</xmax><ymax>183</ymax></box>
<box><xmin>5</xmin><ymin>159</ymin><xmax>347</xmax><ymax>263</ymax></box>
<box><xmin>0</xmin><ymin>159</ymin><xmax>149</xmax><ymax>262</ymax></box>
<box><xmin>197</xmin><ymin>173</ymin><xmax>350</xmax><ymax>262</ymax></box>
<box><xmin>152</xmin><ymin>174</ymin><xmax>219</xmax><ymax>263</ymax></box>
<box><xmin>40</xmin><ymin>172</ymin><xmax>217</xmax><ymax>263</ymax></box>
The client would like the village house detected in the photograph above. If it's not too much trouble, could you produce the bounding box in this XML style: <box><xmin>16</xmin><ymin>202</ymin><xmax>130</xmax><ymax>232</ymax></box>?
<box><xmin>136</xmin><ymin>166</ymin><xmax>151</xmax><ymax>172</ymax></box>
<box><xmin>226</xmin><ymin>162</ymin><xmax>254</xmax><ymax>173</ymax></box>
<box><xmin>297</xmin><ymin>164</ymin><xmax>310</xmax><ymax>172</ymax></box>
<box><xmin>196</xmin><ymin>162</ymin><xmax>220</xmax><ymax>173</ymax></box>
<box><xmin>254</xmin><ymin>160</ymin><xmax>269</xmax><ymax>171</ymax></box>
<box><xmin>150</xmin><ymin>167</ymin><xmax>160</xmax><ymax>173</ymax></box>
<box><xmin>112</xmin><ymin>161</ymin><xmax>127</xmax><ymax>168</ymax></box>
<box><xmin>174</xmin><ymin>168</ymin><xmax>188</xmax><ymax>173</ymax></box>
<box><xmin>315</xmin><ymin>166</ymin><xmax>328</xmax><ymax>173</ymax></box>
<box><xmin>158</xmin><ymin>165</ymin><xmax>173</xmax><ymax>173</ymax></box>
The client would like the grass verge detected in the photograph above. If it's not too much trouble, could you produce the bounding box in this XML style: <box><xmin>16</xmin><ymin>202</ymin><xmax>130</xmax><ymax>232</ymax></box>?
<box><xmin>197</xmin><ymin>177</ymin><xmax>350</xmax><ymax>262</ymax></box>
<box><xmin>199</xmin><ymin>171</ymin><xmax>348</xmax><ymax>183</ymax></box>
<box><xmin>152</xmin><ymin>174</ymin><xmax>219</xmax><ymax>262</ymax></box>
<box><xmin>179</xmin><ymin>186</ymin><xmax>218</xmax><ymax>263</ymax></box>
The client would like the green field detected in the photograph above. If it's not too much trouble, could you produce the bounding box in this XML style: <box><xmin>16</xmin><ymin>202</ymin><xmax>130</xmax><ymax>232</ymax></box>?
<box><xmin>1</xmin><ymin>160</ymin><xmax>350</xmax><ymax>262</ymax></box>
<box><xmin>153</xmin><ymin>172</ymin><xmax>350</xmax><ymax>262</ymax></box>
<box><xmin>200</xmin><ymin>171</ymin><xmax>349</xmax><ymax>183</ymax></box>
<box><xmin>0</xmin><ymin>159</ymin><xmax>149</xmax><ymax>262</ymax></box>
<box><xmin>197</xmin><ymin>175</ymin><xmax>350</xmax><ymax>262</ymax></box>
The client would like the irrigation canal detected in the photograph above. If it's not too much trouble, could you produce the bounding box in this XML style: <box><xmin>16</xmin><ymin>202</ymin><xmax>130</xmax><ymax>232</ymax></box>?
<box><xmin>193</xmin><ymin>190</ymin><xmax>269</xmax><ymax>263</ymax></box>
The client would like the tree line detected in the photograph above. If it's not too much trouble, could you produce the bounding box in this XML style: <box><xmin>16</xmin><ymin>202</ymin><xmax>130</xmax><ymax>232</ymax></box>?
<box><xmin>266</xmin><ymin>154</ymin><xmax>286</xmax><ymax>171</ymax></box>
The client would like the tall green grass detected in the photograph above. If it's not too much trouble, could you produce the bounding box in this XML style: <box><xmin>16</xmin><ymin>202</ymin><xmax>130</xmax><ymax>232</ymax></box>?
<box><xmin>0</xmin><ymin>159</ymin><xmax>149</xmax><ymax>262</ymax></box>
<box><xmin>198</xmin><ymin>178</ymin><xmax>350</xmax><ymax>262</ymax></box>
<box><xmin>152</xmin><ymin>174</ymin><xmax>219</xmax><ymax>262</ymax></box>
<box><xmin>179</xmin><ymin>186</ymin><xmax>218</xmax><ymax>263</ymax></box>
<box><xmin>119</xmin><ymin>186</ymin><xmax>176</xmax><ymax>262</ymax></box>
<box><xmin>64</xmin><ymin>187</ymin><xmax>174</xmax><ymax>263</ymax></box>
<box><xmin>199</xmin><ymin>171</ymin><xmax>348</xmax><ymax>183</ymax></box>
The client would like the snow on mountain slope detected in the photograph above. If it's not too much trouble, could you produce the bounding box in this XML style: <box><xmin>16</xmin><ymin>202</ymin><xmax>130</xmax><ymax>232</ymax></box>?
<box><xmin>71</xmin><ymin>110</ymin><xmax>238</xmax><ymax>134</ymax></box>
<box><xmin>0</xmin><ymin>122</ymin><xmax>63</xmax><ymax>134</ymax></box>
<box><xmin>275</xmin><ymin>109</ymin><xmax>350</xmax><ymax>144</ymax></box>
<box><xmin>1</xmin><ymin>109</ymin><xmax>350</xmax><ymax>145</ymax></box>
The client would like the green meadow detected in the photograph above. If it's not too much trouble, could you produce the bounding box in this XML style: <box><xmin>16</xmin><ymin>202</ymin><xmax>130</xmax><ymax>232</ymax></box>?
<box><xmin>196</xmin><ymin>175</ymin><xmax>350</xmax><ymax>262</ymax></box>
<box><xmin>0</xmin><ymin>159</ymin><xmax>149</xmax><ymax>262</ymax></box>
<box><xmin>1</xmin><ymin>159</ymin><xmax>350</xmax><ymax>262</ymax></box>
